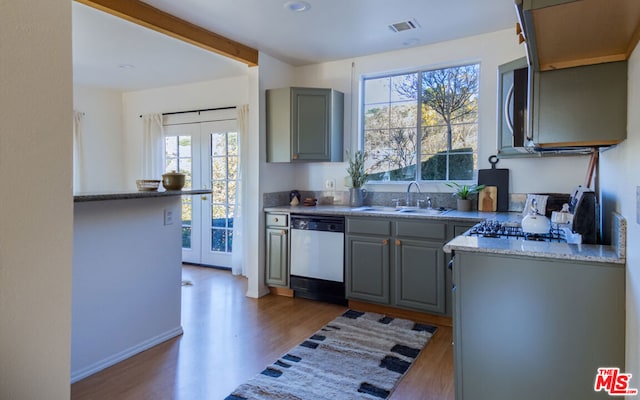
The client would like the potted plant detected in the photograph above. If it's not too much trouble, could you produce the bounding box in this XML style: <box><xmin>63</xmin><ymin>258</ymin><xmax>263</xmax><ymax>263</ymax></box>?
<box><xmin>445</xmin><ymin>182</ymin><xmax>486</xmax><ymax>211</ymax></box>
<box><xmin>346</xmin><ymin>151</ymin><xmax>368</xmax><ymax>207</ymax></box>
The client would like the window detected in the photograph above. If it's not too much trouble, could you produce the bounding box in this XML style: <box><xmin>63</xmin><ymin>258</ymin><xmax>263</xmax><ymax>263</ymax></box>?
<box><xmin>164</xmin><ymin>135</ymin><xmax>193</xmax><ymax>248</ymax></box>
<box><xmin>362</xmin><ymin>63</ymin><xmax>479</xmax><ymax>182</ymax></box>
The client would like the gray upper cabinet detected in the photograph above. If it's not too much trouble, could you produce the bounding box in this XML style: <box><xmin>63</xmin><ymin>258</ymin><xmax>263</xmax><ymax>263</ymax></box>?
<box><xmin>507</xmin><ymin>0</ymin><xmax>636</xmax><ymax>154</ymax></box>
<box><xmin>266</xmin><ymin>87</ymin><xmax>344</xmax><ymax>162</ymax></box>
<box><xmin>532</xmin><ymin>61</ymin><xmax>627</xmax><ymax>148</ymax></box>
<box><xmin>497</xmin><ymin>58</ymin><xmax>627</xmax><ymax>155</ymax></box>
<box><xmin>515</xmin><ymin>0</ymin><xmax>640</xmax><ymax>72</ymax></box>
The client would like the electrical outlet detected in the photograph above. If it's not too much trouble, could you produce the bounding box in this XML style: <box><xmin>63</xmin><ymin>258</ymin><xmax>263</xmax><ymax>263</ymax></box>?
<box><xmin>324</xmin><ymin>179</ymin><xmax>336</xmax><ymax>190</ymax></box>
<box><xmin>164</xmin><ymin>208</ymin><xmax>174</xmax><ymax>225</ymax></box>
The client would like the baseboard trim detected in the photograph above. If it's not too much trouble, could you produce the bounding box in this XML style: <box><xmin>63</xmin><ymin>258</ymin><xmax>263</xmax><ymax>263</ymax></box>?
<box><xmin>70</xmin><ymin>326</ymin><xmax>184</xmax><ymax>383</ymax></box>
<box><xmin>269</xmin><ymin>286</ymin><xmax>294</xmax><ymax>297</ymax></box>
<box><xmin>348</xmin><ymin>300</ymin><xmax>453</xmax><ymax>327</ymax></box>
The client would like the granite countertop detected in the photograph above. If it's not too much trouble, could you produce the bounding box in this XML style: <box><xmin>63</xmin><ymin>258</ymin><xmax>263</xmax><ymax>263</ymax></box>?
<box><xmin>443</xmin><ymin>212</ymin><xmax>626</xmax><ymax>265</ymax></box>
<box><xmin>74</xmin><ymin>189</ymin><xmax>211</xmax><ymax>202</ymax></box>
<box><xmin>264</xmin><ymin>205</ymin><xmax>626</xmax><ymax>265</ymax></box>
<box><xmin>443</xmin><ymin>235</ymin><xmax>624</xmax><ymax>264</ymax></box>
<box><xmin>264</xmin><ymin>204</ymin><xmax>515</xmax><ymax>222</ymax></box>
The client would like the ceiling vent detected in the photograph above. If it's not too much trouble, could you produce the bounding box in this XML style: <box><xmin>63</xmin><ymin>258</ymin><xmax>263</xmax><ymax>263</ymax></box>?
<box><xmin>388</xmin><ymin>19</ymin><xmax>421</xmax><ymax>33</ymax></box>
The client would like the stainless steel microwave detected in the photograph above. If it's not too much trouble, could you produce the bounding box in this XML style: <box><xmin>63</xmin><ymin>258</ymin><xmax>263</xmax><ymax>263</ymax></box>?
<box><xmin>497</xmin><ymin>57</ymin><xmax>532</xmax><ymax>156</ymax></box>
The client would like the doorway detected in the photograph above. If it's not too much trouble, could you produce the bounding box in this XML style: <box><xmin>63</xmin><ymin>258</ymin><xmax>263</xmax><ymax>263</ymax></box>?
<box><xmin>164</xmin><ymin>116</ymin><xmax>238</xmax><ymax>268</ymax></box>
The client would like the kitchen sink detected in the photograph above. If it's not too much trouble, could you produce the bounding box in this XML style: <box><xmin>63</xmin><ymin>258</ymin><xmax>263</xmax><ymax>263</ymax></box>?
<box><xmin>350</xmin><ymin>206</ymin><xmax>397</xmax><ymax>212</ymax></box>
<box><xmin>396</xmin><ymin>206</ymin><xmax>449</xmax><ymax>215</ymax></box>
<box><xmin>350</xmin><ymin>206</ymin><xmax>449</xmax><ymax>215</ymax></box>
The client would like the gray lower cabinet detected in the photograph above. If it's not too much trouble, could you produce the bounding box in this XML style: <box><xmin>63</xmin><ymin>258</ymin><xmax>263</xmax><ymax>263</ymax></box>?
<box><xmin>265</xmin><ymin>213</ymin><xmax>289</xmax><ymax>287</ymax></box>
<box><xmin>393</xmin><ymin>238</ymin><xmax>444</xmax><ymax>313</ymax></box>
<box><xmin>345</xmin><ymin>234</ymin><xmax>390</xmax><ymax>304</ymax></box>
<box><xmin>345</xmin><ymin>217</ymin><xmax>447</xmax><ymax>314</ymax></box>
<box><xmin>452</xmin><ymin>222</ymin><xmax>476</xmax><ymax>237</ymax></box>
<box><xmin>452</xmin><ymin>251</ymin><xmax>625</xmax><ymax>400</ymax></box>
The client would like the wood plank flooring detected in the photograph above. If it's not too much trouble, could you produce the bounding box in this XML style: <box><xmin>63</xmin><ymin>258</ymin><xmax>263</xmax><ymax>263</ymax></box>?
<box><xmin>71</xmin><ymin>265</ymin><xmax>454</xmax><ymax>400</ymax></box>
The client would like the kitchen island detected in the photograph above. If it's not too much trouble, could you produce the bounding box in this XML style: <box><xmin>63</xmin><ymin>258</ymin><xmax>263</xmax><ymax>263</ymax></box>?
<box><xmin>443</xmin><ymin>213</ymin><xmax>626</xmax><ymax>400</ymax></box>
<box><xmin>71</xmin><ymin>189</ymin><xmax>209</xmax><ymax>383</ymax></box>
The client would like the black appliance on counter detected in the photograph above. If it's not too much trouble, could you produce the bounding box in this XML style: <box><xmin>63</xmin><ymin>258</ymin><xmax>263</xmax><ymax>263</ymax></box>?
<box><xmin>569</xmin><ymin>186</ymin><xmax>599</xmax><ymax>245</ymax></box>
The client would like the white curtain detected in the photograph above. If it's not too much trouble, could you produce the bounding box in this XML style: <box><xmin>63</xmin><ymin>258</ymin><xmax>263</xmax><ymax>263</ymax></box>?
<box><xmin>232</xmin><ymin>104</ymin><xmax>249</xmax><ymax>276</ymax></box>
<box><xmin>73</xmin><ymin>111</ymin><xmax>85</xmax><ymax>192</ymax></box>
<box><xmin>142</xmin><ymin>113</ymin><xmax>164</xmax><ymax>179</ymax></box>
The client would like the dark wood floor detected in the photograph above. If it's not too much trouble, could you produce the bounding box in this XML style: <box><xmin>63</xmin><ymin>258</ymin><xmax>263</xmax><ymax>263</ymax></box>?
<box><xmin>71</xmin><ymin>265</ymin><xmax>454</xmax><ymax>400</ymax></box>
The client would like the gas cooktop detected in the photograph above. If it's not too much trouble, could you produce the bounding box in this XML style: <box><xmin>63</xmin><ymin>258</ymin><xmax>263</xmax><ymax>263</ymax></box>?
<box><xmin>467</xmin><ymin>220</ymin><xmax>567</xmax><ymax>243</ymax></box>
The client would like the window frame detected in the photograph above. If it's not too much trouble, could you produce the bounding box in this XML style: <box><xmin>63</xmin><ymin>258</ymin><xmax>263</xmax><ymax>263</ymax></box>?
<box><xmin>359</xmin><ymin>62</ymin><xmax>481</xmax><ymax>184</ymax></box>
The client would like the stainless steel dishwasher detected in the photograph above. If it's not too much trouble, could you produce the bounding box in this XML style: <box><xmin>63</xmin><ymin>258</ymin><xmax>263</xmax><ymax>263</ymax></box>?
<box><xmin>289</xmin><ymin>215</ymin><xmax>346</xmax><ymax>305</ymax></box>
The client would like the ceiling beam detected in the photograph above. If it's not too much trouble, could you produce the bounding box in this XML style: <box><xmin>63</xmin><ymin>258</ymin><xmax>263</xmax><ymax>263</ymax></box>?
<box><xmin>75</xmin><ymin>0</ymin><xmax>259</xmax><ymax>67</ymax></box>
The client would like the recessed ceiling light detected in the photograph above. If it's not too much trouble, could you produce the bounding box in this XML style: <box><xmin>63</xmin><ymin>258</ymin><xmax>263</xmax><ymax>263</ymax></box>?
<box><xmin>284</xmin><ymin>1</ymin><xmax>311</xmax><ymax>12</ymax></box>
<box><xmin>402</xmin><ymin>38</ymin><xmax>419</xmax><ymax>46</ymax></box>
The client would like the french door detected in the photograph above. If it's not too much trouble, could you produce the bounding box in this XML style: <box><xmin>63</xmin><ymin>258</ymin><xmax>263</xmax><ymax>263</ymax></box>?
<box><xmin>163</xmin><ymin>119</ymin><xmax>238</xmax><ymax>268</ymax></box>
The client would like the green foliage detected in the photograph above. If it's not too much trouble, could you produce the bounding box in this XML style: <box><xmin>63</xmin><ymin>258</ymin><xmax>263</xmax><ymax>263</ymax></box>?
<box><xmin>445</xmin><ymin>181</ymin><xmax>486</xmax><ymax>200</ymax></box>
<box><xmin>363</xmin><ymin>64</ymin><xmax>479</xmax><ymax>181</ymax></box>
<box><xmin>366</xmin><ymin>148</ymin><xmax>473</xmax><ymax>182</ymax></box>
<box><xmin>347</xmin><ymin>150</ymin><xmax>368</xmax><ymax>188</ymax></box>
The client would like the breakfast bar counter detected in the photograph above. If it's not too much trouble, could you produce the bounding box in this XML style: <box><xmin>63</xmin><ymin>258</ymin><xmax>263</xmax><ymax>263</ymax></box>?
<box><xmin>74</xmin><ymin>188</ymin><xmax>210</xmax><ymax>202</ymax></box>
<box><xmin>71</xmin><ymin>189</ymin><xmax>209</xmax><ymax>383</ymax></box>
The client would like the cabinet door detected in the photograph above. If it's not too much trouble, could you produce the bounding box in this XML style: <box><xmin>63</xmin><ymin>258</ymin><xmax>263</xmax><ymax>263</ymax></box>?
<box><xmin>266</xmin><ymin>228</ymin><xmax>289</xmax><ymax>287</ymax></box>
<box><xmin>345</xmin><ymin>234</ymin><xmax>390</xmax><ymax>304</ymax></box>
<box><xmin>533</xmin><ymin>61</ymin><xmax>627</xmax><ymax>147</ymax></box>
<box><xmin>291</xmin><ymin>88</ymin><xmax>331</xmax><ymax>161</ymax></box>
<box><xmin>454</xmin><ymin>252</ymin><xmax>624</xmax><ymax>400</ymax></box>
<box><xmin>453</xmin><ymin>223</ymin><xmax>476</xmax><ymax>237</ymax></box>
<box><xmin>393</xmin><ymin>239</ymin><xmax>445</xmax><ymax>313</ymax></box>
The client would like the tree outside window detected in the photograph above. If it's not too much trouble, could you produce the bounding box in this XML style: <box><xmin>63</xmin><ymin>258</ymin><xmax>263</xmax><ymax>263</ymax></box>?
<box><xmin>363</xmin><ymin>63</ymin><xmax>479</xmax><ymax>182</ymax></box>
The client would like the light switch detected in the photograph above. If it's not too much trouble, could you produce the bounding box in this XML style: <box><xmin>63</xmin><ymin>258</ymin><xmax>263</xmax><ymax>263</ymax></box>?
<box><xmin>164</xmin><ymin>208</ymin><xmax>174</xmax><ymax>225</ymax></box>
<box><xmin>637</xmin><ymin>187</ymin><xmax>640</xmax><ymax>224</ymax></box>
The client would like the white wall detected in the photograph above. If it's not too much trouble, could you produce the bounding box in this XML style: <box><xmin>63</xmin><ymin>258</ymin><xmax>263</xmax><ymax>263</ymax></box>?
<box><xmin>250</xmin><ymin>52</ymin><xmax>298</xmax><ymax>297</ymax></box>
<box><xmin>599</xmin><ymin>43</ymin><xmax>640</xmax><ymax>385</ymax></box>
<box><xmin>121</xmin><ymin>75</ymin><xmax>250</xmax><ymax>188</ymax></box>
<box><xmin>0</xmin><ymin>1</ymin><xmax>73</xmax><ymax>398</ymax></box>
<box><xmin>73</xmin><ymin>85</ymin><xmax>126</xmax><ymax>192</ymax></box>
<box><xmin>72</xmin><ymin>197</ymin><xmax>182</xmax><ymax>382</ymax></box>
<box><xmin>291</xmin><ymin>29</ymin><xmax>590</xmax><ymax>196</ymax></box>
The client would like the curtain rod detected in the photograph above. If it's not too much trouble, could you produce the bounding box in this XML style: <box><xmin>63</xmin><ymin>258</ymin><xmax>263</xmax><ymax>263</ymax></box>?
<box><xmin>139</xmin><ymin>106</ymin><xmax>236</xmax><ymax>118</ymax></box>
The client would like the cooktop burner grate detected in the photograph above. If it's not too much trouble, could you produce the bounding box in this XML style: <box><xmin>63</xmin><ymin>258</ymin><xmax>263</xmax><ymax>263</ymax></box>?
<box><xmin>467</xmin><ymin>220</ymin><xmax>566</xmax><ymax>242</ymax></box>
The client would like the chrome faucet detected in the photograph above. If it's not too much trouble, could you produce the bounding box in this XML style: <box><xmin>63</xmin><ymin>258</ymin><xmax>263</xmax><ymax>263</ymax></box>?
<box><xmin>406</xmin><ymin>181</ymin><xmax>421</xmax><ymax>207</ymax></box>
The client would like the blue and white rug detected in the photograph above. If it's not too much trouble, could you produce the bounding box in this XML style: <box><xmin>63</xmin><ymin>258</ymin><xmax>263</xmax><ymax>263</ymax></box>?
<box><xmin>225</xmin><ymin>310</ymin><xmax>437</xmax><ymax>400</ymax></box>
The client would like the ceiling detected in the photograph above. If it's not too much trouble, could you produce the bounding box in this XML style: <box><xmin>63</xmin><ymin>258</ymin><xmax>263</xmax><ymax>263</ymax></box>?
<box><xmin>72</xmin><ymin>0</ymin><xmax>517</xmax><ymax>91</ymax></box>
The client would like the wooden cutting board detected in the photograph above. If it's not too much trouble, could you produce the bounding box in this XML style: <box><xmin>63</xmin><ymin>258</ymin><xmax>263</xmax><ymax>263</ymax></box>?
<box><xmin>478</xmin><ymin>186</ymin><xmax>498</xmax><ymax>212</ymax></box>
<box><xmin>478</xmin><ymin>155</ymin><xmax>509</xmax><ymax>212</ymax></box>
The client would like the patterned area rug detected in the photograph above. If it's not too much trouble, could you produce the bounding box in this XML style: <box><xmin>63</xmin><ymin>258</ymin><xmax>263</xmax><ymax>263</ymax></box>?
<box><xmin>225</xmin><ymin>310</ymin><xmax>437</xmax><ymax>400</ymax></box>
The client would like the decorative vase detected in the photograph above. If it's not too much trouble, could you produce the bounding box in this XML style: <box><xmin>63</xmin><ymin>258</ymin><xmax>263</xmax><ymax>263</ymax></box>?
<box><xmin>457</xmin><ymin>198</ymin><xmax>472</xmax><ymax>211</ymax></box>
<box><xmin>349</xmin><ymin>188</ymin><xmax>368</xmax><ymax>207</ymax></box>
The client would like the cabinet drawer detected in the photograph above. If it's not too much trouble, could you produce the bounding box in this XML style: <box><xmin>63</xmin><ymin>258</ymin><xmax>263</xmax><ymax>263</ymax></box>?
<box><xmin>395</xmin><ymin>220</ymin><xmax>446</xmax><ymax>240</ymax></box>
<box><xmin>347</xmin><ymin>218</ymin><xmax>391</xmax><ymax>236</ymax></box>
<box><xmin>266</xmin><ymin>213</ymin><xmax>288</xmax><ymax>227</ymax></box>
